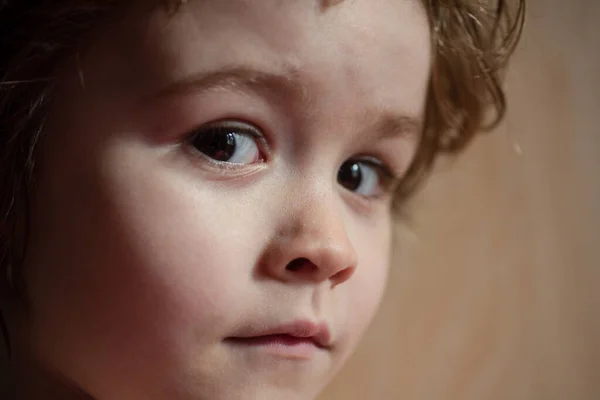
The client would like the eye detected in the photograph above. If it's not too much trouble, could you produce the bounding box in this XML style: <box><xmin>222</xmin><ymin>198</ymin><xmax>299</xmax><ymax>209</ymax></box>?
<box><xmin>190</xmin><ymin>121</ymin><xmax>265</xmax><ymax>165</ymax></box>
<box><xmin>337</xmin><ymin>159</ymin><xmax>392</xmax><ymax>197</ymax></box>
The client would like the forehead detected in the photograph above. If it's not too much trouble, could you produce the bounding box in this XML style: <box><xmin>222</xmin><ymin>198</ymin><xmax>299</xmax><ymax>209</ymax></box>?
<box><xmin>128</xmin><ymin>1</ymin><xmax>429</xmax><ymax>99</ymax></box>
<box><xmin>87</xmin><ymin>0</ymin><xmax>431</xmax><ymax>128</ymax></box>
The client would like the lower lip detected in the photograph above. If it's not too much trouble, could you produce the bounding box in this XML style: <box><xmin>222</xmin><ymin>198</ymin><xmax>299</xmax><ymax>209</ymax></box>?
<box><xmin>226</xmin><ymin>334</ymin><xmax>322</xmax><ymax>359</ymax></box>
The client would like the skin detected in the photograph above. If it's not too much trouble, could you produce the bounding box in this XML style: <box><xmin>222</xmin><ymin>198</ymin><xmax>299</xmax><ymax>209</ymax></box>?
<box><xmin>6</xmin><ymin>0</ymin><xmax>431</xmax><ymax>399</ymax></box>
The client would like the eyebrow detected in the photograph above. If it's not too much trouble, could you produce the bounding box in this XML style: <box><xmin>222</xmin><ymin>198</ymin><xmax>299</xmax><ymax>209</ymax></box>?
<box><xmin>148</xmin><ymin>65</ymin><xmax>423</xmax><ymax>140</ymax></box>
<box><xmin>360</xmin><ymin>112</ymin><xmax>423</xmax><ymax>142</ymax></box>
<box><xmin>148</xmin><ymin>66</ymin><xmax>307</xmax><ymax>107</ymax></box>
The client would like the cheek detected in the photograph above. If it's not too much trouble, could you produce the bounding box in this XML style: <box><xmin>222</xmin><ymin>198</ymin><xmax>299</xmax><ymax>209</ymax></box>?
<box><xmin>24</xmin><ymin>139</ymin><xmax>262</xmax><ymax>385</ymax></box>
<box><xmin>343</xmin><ymin>224</ymin><xmax>391</xmax><ymax>348</ymax></box>
<box><xmin>98</xmin><ymin>153</ymin><xmax>258</xmax><ymax>325</ymax></box>
<box><xmin>24</xmin><ymin>127</ymin><xmax>393</xmax><ymax>396</ymax></box>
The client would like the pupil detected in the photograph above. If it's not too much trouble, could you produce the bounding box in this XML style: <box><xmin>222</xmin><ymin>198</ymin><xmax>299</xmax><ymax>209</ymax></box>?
<box><xmin>338</xmin><ymin>161</ymin><xmax>362</xmax><ymax>191</ymax></box>
<box><xmin>194</xmin><ymin>130</ymin><xmax>236</xmax><ymax>161</ymax></box>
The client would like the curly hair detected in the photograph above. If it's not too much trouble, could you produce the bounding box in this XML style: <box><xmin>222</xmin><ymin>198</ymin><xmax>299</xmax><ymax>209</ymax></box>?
<box><xmin>402</xmin><ymin>0</ymin><xmax>526</xmax><ymax>205</ymax></box>
<box><xmin>0</xmin><ymin>0</ymin><xmax>526</xmax><ymax>297</ymax></box>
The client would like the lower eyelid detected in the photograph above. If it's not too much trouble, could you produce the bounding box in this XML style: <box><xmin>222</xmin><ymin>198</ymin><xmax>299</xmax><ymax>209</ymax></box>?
<box><xmin>182</xmin><ymin>146</ymin><xmax>268</xmax><ymax>178</ymax></box>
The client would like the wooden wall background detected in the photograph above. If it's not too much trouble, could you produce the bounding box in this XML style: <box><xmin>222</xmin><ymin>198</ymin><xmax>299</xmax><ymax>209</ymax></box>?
<box><xmin>321</xmin><ymin>1</ymin><xmax>600</xmax><ymax>399</ymax></box>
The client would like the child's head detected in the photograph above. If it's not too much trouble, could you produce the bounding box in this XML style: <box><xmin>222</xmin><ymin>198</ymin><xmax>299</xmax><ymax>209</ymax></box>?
<box><xmin>0</xmin><ymin>1</ymin><xmax>524</xmax><ymax>399</ymax></box>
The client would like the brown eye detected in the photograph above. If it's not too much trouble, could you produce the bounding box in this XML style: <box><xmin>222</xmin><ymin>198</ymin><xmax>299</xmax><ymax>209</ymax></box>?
<box><xmin>338</xmin><ymin>161</ymin><xmax>362</xmax><ymax>191</ymax></box>
<box><xmin>337</xmin><ymin>160</ymin><xmax>382</xmax><ymax>196</ymax></box>
<box><xmin>190</xmin><ymin>122</ymin><xmax>263</xmax><ymax>164</ymax></box>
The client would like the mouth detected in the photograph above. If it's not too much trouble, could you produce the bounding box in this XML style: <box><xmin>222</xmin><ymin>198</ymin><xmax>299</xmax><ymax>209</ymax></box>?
<box><xmin>225</xmin><ymin>320</ymin><xmax>332</xmax><ymax>359</ymax></box>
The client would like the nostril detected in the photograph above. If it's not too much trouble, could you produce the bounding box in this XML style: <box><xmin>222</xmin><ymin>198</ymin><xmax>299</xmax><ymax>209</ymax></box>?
<box><xmin>329</xmin><ymin>266</ymin><xmax>355</xmax><ymax>288</ymax></box>
<box><xmin>286</xmin><ymin>258</ymin><xmax>311</xmax><ymax>272</ymax></box>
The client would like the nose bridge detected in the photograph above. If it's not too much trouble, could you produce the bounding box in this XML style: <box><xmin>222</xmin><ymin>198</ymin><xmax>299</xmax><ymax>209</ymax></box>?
<box><xmin>278</xmin><ymin>168</ymin><xmax>343</xmax><ymax>240</ymax></box>
<box><xmin>289</xmin><ymin>187</ymin><xmax>346</xmax><ymax>247</ymax></box>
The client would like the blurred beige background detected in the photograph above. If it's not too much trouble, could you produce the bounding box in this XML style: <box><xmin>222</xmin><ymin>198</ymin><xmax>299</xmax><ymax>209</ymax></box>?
<box><xmin>321</xmin><ymin>1</ymin><xmax>600</xmax><ymax>399</ymax></box>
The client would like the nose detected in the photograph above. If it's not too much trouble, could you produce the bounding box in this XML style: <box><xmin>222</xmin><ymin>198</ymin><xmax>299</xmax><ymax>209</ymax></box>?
<box><xmin>260</xmin><ymin>195</ymin><xmax>357</xmax><ymax>288</ymax></box>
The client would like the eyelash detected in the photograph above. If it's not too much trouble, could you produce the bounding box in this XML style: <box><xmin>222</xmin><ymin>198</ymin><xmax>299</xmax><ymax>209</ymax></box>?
<box><xmin>344</xmin><ymin>157</ymin><xmax>400</xmax><ymax>202</ymax></box>
<box><xmin>353</xmin><ymin>156</ymin><xmax>399</xmax><ymax>185</ymax></box>
<box><xmin>183</xmin><ymin>120</ymin><xmax>402</xmax><ymax>197</ymax></box>
<box><xmin>185</xmin><ymin>120</ymin><xmax>269</xmax><ymax>167</ymax></box>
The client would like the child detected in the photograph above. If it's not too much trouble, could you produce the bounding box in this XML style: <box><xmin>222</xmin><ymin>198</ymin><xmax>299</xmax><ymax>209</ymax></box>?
<box><xmin>0</xmin><ymin>1</ymin><xmax>525</xmax><ymax>399</ymax></box>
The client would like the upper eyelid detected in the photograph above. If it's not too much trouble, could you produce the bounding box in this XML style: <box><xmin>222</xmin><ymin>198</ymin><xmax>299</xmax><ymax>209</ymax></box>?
<box><xmin>349</xmin><ymin>154</ymin><xmax>403</xmax><ymax>182</ymax></box>
<box><xmin>143</xmin><ymin>67</ymin><xmax>419</xmax><ymax>182</ymax></box>
<box><xmin>189</xmin><ymin>120</ymin><xmax>266</xmax><ymax>141</ymax></box>
<box><xmin>341</xmin><ymin>158</ymin><xmax>398</xmax><ymax>198</ymax></box>
<box><xmin>187</xmin><ymin>120</ymin><xmax>271</xmax><ymax>158</ymax></box>
<box><xmin>191</xmin><ymin>120</ymin><xmax>263</xmax><ymax>136</ymax></box>
<box><xmin>189</xmin><ymin>122</ymin><xmax>401</xmax><ymax>184</ymax></box>
<box><xmin>145</xmin><ymin>65</ymin><xmax>422</xmax><ymax>140</ymax></box>
<box><xmin>144</xmin><ymin>66</ymin><xmax>416</xmax><ymax>177</ymax></box>
<box><xmin>185</xmin><ymin>121</ymin><xmax>398</xmax><ymax>199</ymax></box>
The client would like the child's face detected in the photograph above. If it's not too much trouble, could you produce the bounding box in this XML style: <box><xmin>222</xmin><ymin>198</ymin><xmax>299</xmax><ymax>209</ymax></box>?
<box><xmin>22</xmin><ymin>1</ymin><xmax>430</xmax><ymax>399</ymax></box>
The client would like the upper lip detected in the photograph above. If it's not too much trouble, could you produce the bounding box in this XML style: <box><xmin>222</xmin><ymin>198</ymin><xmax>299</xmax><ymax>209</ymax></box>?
<box><xmin>230</xmin><ymin>320</ymin><xmax>332</xmax><ymax>349</ymax></box>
